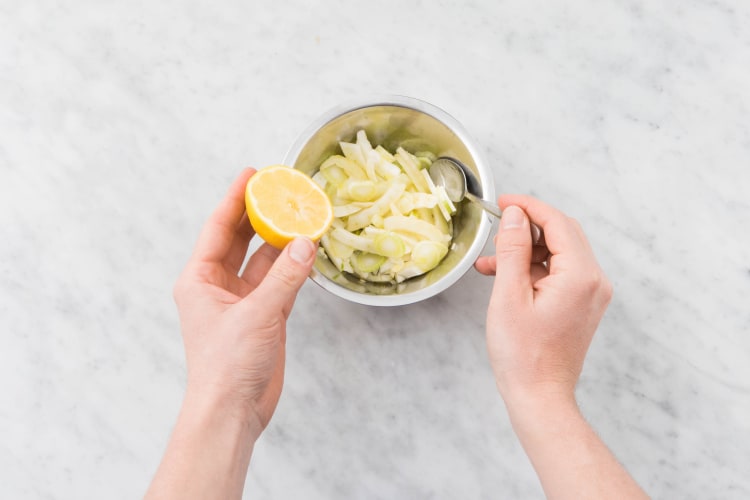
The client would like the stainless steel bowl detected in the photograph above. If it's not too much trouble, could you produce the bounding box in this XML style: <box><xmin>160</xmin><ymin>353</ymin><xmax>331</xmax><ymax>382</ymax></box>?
<box><xmin>284</xmin><ymin>95</ymin><xmax>494</xmax><ymax>306</ymax></box>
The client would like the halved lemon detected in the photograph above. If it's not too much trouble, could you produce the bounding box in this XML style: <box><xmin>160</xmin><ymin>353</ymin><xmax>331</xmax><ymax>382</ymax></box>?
<box><xmin>245</xmin><ymin>165</ymin><xmax>334</xmax><ymax>249</ymax></box>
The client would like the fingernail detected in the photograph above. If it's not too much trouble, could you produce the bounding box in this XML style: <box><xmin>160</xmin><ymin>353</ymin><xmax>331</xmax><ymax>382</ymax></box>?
<box><xmin>289</xmin><ymin>237</ymin><xmax>314</xmax><ymax>263</ymax></box>
<box><xmin>501</xmin><ymin>206</ymin><xmax>524</xmax><ymax>229</ymax></box>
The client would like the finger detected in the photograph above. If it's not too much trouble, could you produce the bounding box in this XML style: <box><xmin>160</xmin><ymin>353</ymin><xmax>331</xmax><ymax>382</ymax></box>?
<box><xmin>491</xmin><ymin>205</ymin><xmax>533</xmax><ymax>307</ymax></box>
<box><xmin>224</xmin><ymin>211</ymin><xmax>256</xmax><ymax>272</ymax></box>
<box><xmin>476</xmin><ymin>231</ymin><xmax>548</xmax><ymax>275</ymax></box>
<box><xmin>242</xmin><ymin>237</ymin><xmax>317</xmax><ymax>317</ymax></box>
<box><xmin>191</xmin><ymin>168</ymin><xmax>256</xmax><ymax>265</ymax></box>
<box><xmin>497</xmin><ymin>194</ymin><xmax>599</xmax><ymax>277</ymax></box>
<box><xmin>497</xmin><ymin>194</ymin><xmax>587</xmax><ymax>256</ymax></box>
<box><xmin>474</xmin><ymin>255</ymin><xmax>496</xmax><ymax>275</ymax></box>
<box><xmin>475</xmin><ymin>252</ymin><xmax>549</xmax><ymax>279</ymax></box>
<box><xmin>240</xmin><ymin>242</ymin><xmax>282</xmax><ymax>290</ymax></box>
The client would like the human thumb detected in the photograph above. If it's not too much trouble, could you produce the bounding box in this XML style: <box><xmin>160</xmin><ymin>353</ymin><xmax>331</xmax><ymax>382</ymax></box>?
<box><xmin>247</xmin><ymin>237</ymin><xmax>317</xmax><ymax>313</ymax></box>
<box><xmin>492</xmin><ymin>205</ymin><xmax>533</xmax><ymax>300</ymax></box>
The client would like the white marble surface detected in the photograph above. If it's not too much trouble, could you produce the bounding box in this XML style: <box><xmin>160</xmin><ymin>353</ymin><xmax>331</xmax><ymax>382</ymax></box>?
<box><xmin>2</xmin><ymin>1</ymin><xmax>749</xmax><ymax>498</ymax></box>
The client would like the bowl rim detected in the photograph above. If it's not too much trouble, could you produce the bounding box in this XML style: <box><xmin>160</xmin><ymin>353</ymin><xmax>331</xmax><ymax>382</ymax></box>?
<box><xmin>284</xmin><ymin>95</ymin><xmax>494</xmax><ymax>306</ymax></box>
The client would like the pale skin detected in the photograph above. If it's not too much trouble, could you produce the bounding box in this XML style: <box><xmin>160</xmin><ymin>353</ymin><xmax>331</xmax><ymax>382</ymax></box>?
<box><xmin>145</xmin><ymin>171</ymin><xmax>648</xmax><ymax>499</ymax></box>
<box><xmin>475</xmin><ymin>196</ymin><xmax>649</xmax><ymax>500</ymax></box>
<box><xmin>145</xmin><ymin>168</ymin><xmax>318</xmax><ymax>499</ymax></box>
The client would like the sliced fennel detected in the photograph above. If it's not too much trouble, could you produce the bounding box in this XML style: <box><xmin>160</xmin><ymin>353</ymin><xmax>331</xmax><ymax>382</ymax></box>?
<box><xmin>317</xmin><ymin>131</ymin><xmax>456</xmax><ymax>283</ymax></box>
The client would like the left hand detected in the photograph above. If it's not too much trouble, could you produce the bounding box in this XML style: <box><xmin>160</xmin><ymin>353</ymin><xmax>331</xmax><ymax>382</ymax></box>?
<box><xmin>173</xmin><ymin>168</ymin><xmax>317</xmax><ymax>434</ymax></box>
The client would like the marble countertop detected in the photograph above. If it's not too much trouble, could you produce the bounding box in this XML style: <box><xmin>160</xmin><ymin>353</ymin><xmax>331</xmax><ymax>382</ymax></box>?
<box><xmin>2</xmin><ymin>1</ymin><xmax>749</xmax><ymax>498</ymax></box>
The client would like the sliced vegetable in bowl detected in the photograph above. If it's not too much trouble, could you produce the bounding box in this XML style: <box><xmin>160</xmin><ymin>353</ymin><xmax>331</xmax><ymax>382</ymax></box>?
<box><xmin>313</xmin><ymin>130</ymin><xmax>457</xmax><ymax>284</ymax></box>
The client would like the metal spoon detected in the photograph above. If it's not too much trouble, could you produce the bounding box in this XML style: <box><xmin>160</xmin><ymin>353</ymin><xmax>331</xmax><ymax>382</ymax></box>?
<box><xmin>428</xmin><ymin>157</ymin><xmax>544</xmax><ymax>245</ymax></box>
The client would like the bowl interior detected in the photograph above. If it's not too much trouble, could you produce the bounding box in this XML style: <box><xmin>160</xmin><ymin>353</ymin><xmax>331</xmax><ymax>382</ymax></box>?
<box><xmin>285</xmin><ymin>100</ymin><xmax>493</xmax><ymax>305</ymax></box>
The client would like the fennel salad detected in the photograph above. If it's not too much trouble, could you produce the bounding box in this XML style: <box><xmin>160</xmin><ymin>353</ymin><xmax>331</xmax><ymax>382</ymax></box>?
<box><xmin>313</xmin><ymin>131</ymin><xmax>457</xmax><ymax>284</ymax></box>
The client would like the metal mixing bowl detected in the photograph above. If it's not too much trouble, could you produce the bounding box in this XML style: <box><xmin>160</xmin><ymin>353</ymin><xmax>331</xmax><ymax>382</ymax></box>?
<box><xmin>284</xmin><ymin>95</ymin><xmax>494</xmax><ymax>306</ymax></box>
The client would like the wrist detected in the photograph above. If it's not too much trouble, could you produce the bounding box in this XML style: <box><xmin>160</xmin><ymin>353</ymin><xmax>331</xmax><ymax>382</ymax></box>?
<box><xmin>501</xmin><ymin>389</ymin><xmax>586</xmax><ymax>454</ymax></box>
<box><xmin>147</xmin><ymin>386</ymin><xmax>260</xmax><ymax>499</ymax></box>
<box><xmin>495</xmin><ymin>372</ymin><xmax>577</xmax><ymax>410</ymax></box>
<box><xmin>182</xmin><ymin>384</ymin><xmax>265</xmax><ymax>444</ymax></box>
<box><xmin>500</xmin><ymin>384</ymin><xmax>580</xmax><ymax>433</ymax></box>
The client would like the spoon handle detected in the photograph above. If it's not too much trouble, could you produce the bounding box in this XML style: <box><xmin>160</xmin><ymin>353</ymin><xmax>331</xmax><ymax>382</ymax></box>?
<box><xmin>465</xmin><ymin>192</ymin><xmax>545</xmax><ymax>245</ymax></box>
<box><xmin>465</xmin><ymin>192</ymin><xmax>503</xmax><ymax>218</ymax></box>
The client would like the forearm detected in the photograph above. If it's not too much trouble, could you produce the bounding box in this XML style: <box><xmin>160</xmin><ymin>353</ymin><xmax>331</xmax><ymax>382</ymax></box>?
<box><xmin>505</xmin><ymin>393</ymin><xmax>648</xmax><ymax>500</ymax></box>
<box><xmin>145</xmin><ymin>391</ymin><xmax>261</xmax><ymax>500</ymax></box>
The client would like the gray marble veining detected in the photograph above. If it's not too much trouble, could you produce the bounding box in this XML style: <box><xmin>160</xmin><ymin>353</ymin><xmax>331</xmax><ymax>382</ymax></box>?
<box><xmin>2</xmin><ymin>1</ymin><xmax>749</xmax><ymax>498</ymax></box>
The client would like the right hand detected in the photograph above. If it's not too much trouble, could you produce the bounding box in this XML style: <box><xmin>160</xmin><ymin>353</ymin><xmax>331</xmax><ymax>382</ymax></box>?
<box><xmin>475</xmin><ymin>195</ymin><xmax>613</xmax><ymax>406</ymax></box>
